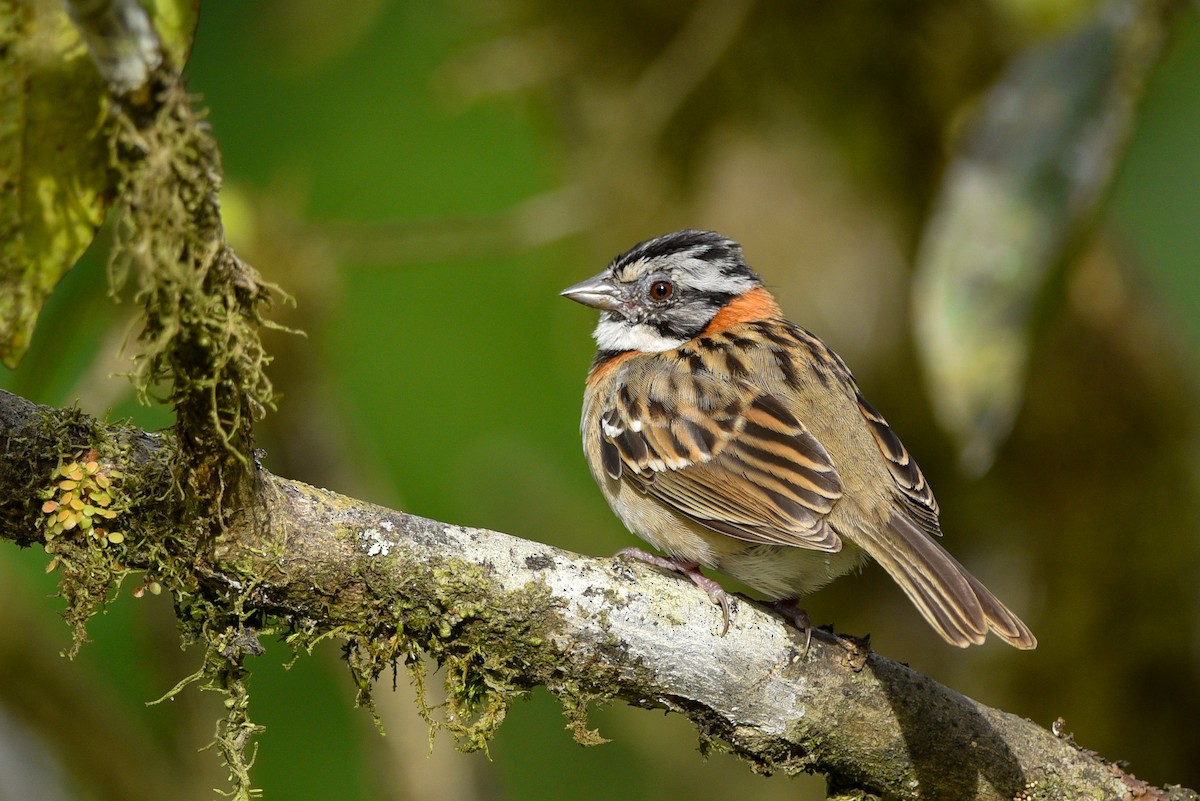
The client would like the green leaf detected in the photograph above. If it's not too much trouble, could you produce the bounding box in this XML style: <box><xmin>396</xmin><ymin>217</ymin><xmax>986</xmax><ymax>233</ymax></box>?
<box><xmin>0</xmin><ymin>0</ymin><xmax>111</xmax><ymax>368</ymax></box>
<box><xmin>150</xmin><ymin>0</ymin><xmax>200</xmax><ymax>72</ymax></box>
<box><xmin>911</xmin><ymin>2</ymin><xmax>1173</xmax><ymax>473</ymax></box>
<box><xmin>0</xmin><ymin>0</ymin><xmax>197</xmax><ymax>370</ymax></box>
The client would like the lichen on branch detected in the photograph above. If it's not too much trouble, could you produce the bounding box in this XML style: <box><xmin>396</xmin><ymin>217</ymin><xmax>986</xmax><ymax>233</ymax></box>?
<box><xmin>107</xmin><ymin>80</ymin><xmax>286</xmax><ymax>482</ymax></box>
<box><xmin>70</xmin><ymin>29</ymin><xmax>293</xmax><ymax>794</ymax></box>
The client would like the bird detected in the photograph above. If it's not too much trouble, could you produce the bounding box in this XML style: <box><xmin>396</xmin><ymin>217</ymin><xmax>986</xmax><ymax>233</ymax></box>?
<box><xmin>562</xmin><ymin>229</ymin><xmax>1036</xmax><ymax>650</ymax></box>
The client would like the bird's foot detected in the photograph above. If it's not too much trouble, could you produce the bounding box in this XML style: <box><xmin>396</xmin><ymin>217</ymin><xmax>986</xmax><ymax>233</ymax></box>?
<box><xmin>616</xmin><ymin>547</ymin><xmax>732</xmax><ymax>635</ymax></box>
<box><xmin>767</xmin><ymin>598</ymin><xmax>813</xmax><ymax>656</ymax></box>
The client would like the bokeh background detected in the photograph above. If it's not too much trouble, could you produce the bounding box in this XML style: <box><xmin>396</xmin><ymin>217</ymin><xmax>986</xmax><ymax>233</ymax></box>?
<box><xmin>3</xmin><ymin>1</ymin><xmax>1200</xmax><ymax>799</ymax></box>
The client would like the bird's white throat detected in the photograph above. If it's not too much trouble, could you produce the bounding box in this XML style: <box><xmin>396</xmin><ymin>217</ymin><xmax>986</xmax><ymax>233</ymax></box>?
<box><xmin>593</xmin><ymin>319</ymin><xmax>686</xmax><ymax>353</ymax></box>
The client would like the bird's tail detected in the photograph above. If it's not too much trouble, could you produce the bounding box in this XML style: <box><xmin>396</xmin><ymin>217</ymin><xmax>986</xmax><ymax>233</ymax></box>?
<box><xmin>858</xmin><ymin>512</ymin><xmax>1036</xmax><ymax>649</ymax></box>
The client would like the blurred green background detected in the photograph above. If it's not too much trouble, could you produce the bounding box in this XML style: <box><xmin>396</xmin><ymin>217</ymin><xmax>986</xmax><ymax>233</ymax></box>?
<box><xmin>3</xmin><ymin>1</ymin><xmax>1200</xmax><ymax>799</ymax></box>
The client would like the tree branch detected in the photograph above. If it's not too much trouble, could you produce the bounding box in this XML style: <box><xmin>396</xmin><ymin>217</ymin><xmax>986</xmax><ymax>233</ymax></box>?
<box><xmin>64</xmin><ymin>0</ymin><xmax>161</xmax><ymax>96</ymax></box>
<box><xmin>0</xmin><ymin>388</ymin><xmax>1192</xmax><ymax>801</ymax></box>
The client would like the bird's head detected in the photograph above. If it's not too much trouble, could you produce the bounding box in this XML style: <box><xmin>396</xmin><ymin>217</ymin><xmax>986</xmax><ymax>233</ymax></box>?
<box><xmin>561</xmin><ymin>230</ymin><xmax>766</xmax><ymax>353</ymax></box>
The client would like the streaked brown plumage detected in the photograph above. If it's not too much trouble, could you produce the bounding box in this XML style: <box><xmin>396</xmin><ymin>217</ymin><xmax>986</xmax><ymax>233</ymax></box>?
<box><xmin>563</xmin><ymin>229</ymin><xmax>1035</xmax><ymax>649</ymax></box>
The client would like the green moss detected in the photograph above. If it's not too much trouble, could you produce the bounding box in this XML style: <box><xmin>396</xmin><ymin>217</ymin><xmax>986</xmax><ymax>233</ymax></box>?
<box><xmin>97</xmin><ymin>75</ymin><xmax>296</xmax><ymax>800</ymax></box>
<box><xmin>553</xmin><ymin>686</ymin><xmax>612</xmax><ymax>746</ymax></box>
<box><xmin>148</xmin><ymin>616</ymin><xmax>267</xmax><ymax>801</ymax></box>
<box><xmin>824</xmin><ymin>790</ymin><xmax>884</xmax><ymax>801</ymax></box>
<box><xmin>6</xmin><ymin>404</ymin><xmax>629</xmax><ymax>791</ymax></box>
<box><xmin>13</xmin><ymin>405</ymin><xmax>159</xmax><ymax>654</ymax></box>
<box><xmin>105</xmin><ymin>82</ymin><xmax>297</xmax><ymax>587</ymax></box>
<box><xmin>7</xmin><ymin>402</ymin><xmax>631</xmax><ymax>792</ymax></box>
<box><xmin>326</xmin><ymin>554</ymin><xmax>571</xmax><ymax>752</ymax></box>
<box><xmin>235</xmin><ymin>513</ymin><xmax>627</xmax><ymax>753</ymax></box>
<box><xmin>7</xmin><ymin>400</ymin><xmax>270</xmax><ymax>798</ymax></box>
<box><xmin>108</xmin><ymin>82</ymin><xmax>283</xmax><ymax>456</ymax></box>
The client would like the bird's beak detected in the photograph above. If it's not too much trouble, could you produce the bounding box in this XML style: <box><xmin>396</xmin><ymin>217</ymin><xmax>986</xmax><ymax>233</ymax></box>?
<box><xmin>561</xmin><ymin>272</ymin><xmax>623</xmax><ymax>312</ymax></box>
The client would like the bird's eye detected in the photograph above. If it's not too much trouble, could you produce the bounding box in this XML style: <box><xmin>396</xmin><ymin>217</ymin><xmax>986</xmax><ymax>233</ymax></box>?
<box><xmin>648</xmin><ymin>280</ymin><xmax>674</xmax><ymax>301</ymax></box>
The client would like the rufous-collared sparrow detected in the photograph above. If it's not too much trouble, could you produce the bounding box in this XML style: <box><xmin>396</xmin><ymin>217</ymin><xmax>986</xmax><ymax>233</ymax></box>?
<box><xmin>563</xmin><ymin>229</ymin><xmax>1035</xmax><ymax>649</ymax></box>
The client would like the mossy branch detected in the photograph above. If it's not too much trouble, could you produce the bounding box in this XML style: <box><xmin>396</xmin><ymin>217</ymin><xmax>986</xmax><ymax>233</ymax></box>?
<box><xmin>56</xmin><ymin>3</ymin><xmax>288</xmax><ymax>793</ymax></box>
<box><xmin>0</xmin><ymin>389</ymin><xmax>1194</xmax><ymax>801</ymax></box>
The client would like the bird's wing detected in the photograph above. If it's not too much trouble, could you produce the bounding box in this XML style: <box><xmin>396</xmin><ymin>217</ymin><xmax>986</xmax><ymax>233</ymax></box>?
<box><xmin>854</xmin><ymin>390</ymin><xmax>942</xmax><ymax>537</ymax></box>
<box><xmin>849</xmin><ymin>392</ymin><xmax>1036</xmax><ymax>649</ymax></box>
<box><xmin>596</xmin><ymin>367</ymin><xmax>844</xmax><ymax>552</ymax></box>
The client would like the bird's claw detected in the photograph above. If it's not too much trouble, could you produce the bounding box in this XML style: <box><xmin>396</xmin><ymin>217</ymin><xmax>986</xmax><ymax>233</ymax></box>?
<box><xmin>768</xmin><ymin>599</ymin><xmax>813</xmax><ymax>657</ymax></box>
<box><xmin>616</xmin><ymin>547</ymin><xmax>732</xmax><ymax>635</ymax></box>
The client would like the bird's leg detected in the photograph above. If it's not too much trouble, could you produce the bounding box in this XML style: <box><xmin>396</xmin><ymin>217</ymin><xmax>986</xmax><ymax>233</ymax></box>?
<box><xmin>767</xmin><ymin>598</ymin><xmax>812</xmax><ymax>656</ymax></box>
<box><xmin>616</xmin><ymin>547</ymin><xmax>732</xmax><ymax>635</ymax></box>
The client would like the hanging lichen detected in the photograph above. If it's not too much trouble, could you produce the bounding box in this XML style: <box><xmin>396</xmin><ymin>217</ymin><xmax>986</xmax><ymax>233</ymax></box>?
<box><xmin>107</xmin><ymin>80</ymin><xmax>291</xmax><ymax>504</ymax></box>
